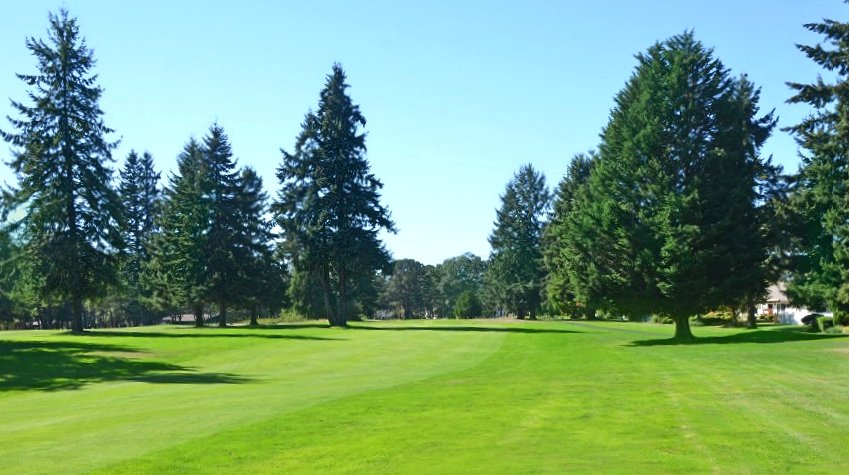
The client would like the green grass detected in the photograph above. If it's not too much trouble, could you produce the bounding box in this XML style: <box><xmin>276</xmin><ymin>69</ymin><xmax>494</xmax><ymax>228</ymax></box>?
<box><xmin>2</xmin><ymin>320</ymin><xmax>848</xmax><ymax>474</ymax></box>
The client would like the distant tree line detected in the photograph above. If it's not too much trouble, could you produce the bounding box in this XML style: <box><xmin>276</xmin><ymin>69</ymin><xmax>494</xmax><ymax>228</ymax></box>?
<box><xmin>3</xmin><ymin>9</ymin><xmax>849</xmax><ymax>340</ymax></box>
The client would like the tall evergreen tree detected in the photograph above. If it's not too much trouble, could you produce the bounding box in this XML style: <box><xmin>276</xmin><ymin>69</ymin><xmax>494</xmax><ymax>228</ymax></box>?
<box><xmin>484</xmin><ymin>164</ymin><xmax>550</xmax><ymax>319</ymax></box>
<box><xmin>233</xmin><ymin>167</ymin><xmax>284</xmax><ymax>326</ymax></box>
<box><xmin>1</xmin><ymin>10</ymin><xmax>122</xmax><ymax>332</ymax></box>
<box><xmin>785</xmin><ymin>15</ymin><xmax>849</xmax><ymax>325</ymax></box>
<box><xmin>143</xmin><ymin>139</ymin><xmax>211</xmax><ymax>326</ymax></box>
<box><xmin>562</xmin><ymin>33</ymin><xmax>774</xmax><ymax>340</ymax></box>
<box><xmin>119</xmin><ymin>150</ymin><xmax>161</xmax><ymax>324</ymax></box>
<box><xmin>275</xmin><ymin>64</ymin><xmax>396</xmax><ymax>327</ymax></box>
<box><xmin>201</xmin><ymin>124</ymin><xmax>242</xmax><ymax>327</ymax></box>
<box><xmin>542</xmin><ymin>153</ymin><xmax>595</xmax><ymax>318</ymax></box>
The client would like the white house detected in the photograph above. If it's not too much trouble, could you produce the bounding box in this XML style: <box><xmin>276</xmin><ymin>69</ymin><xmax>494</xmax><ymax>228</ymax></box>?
<box><xmin>756</xmin><ymin>282</ymin><xmax>822</xmax><ymax>325</ymax></box>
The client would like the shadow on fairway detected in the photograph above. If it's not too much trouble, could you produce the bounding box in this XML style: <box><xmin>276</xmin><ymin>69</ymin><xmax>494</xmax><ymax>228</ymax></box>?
<box><xmin>628</xmin><ymin>326</ymin><xmax>849</xmax><ymax>346</ymax></box>
<box><xmin>346</xmin><ymin>324</ymin><xmax>578</xmax><ymax>335</ymax></box>
<box><xmin>82</xmin><ymin>330</ymin><xmax>339</xmax><ymax>341</ymax></box>
<box><xmin>0</xmin><ymin>340</ymin><xmax>249</xmax><ymax>392</ymax></box>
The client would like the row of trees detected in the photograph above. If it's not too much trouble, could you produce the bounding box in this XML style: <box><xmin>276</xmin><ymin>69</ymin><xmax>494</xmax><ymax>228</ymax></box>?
<box><xmin>3</xmin><ymin>9</ymin><xmax>849</xmax><ymax>339</ymax></box>
<box><xmin>0</xmin><ymin>11</ymin><xmax>392</xmax><ymax>330</ymax></box>
<box><xmin>381</xmin><ymin>16</ymin><xmax>849</xmax><ymax>342</ymax></box>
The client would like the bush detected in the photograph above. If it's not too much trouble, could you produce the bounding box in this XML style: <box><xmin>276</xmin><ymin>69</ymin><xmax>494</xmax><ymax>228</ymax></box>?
<box><xmin>650</xmin><ymin>314</ymin><xmax>674</xmax><ymax>324</ymax></box>
<box><xmin>817</xmin><ymin>315</ymin><xmax>834</xmax><ymax>333</ymax></box>
<box><xmin>801</xmin><ymin>313</ymin><xmax>822</xmax><ymax>330</ymax></box>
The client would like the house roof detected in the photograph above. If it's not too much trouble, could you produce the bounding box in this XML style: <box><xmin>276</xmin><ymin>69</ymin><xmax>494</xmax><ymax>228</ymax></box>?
<box><xmin>765</xmin><ymin>283</ymin><xmax>789</xmax><ymax>304</ymax></box>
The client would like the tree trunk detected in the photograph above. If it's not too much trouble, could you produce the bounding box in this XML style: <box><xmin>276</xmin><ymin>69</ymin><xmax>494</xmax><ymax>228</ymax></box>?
<box><xmin>746</xmin><ymin>298</ymin><xmax>757</xmax><ymax>329</ymax></box>
<box><xmin>320</xmin><ymin>267</ymin><xmax>337</xmax><ymax>325</ymax></box>
<box><xmin>332</xmin><ymin>268</ymin><xmax>349</xmax><ymax>327</ymax></box>
<box><xmin>529</xmin><ymin>307</ymin><xmax>537</xmax><ymax>320</ymax></box>
<box><xmin>673</xmin><ymin>314</ymin><xmax>694</xmax><ymax>341</ymax></box>
<box><xmin>249</xmin><ymin>306</ymin><xmax>259</xmax><ymax>327</ymax></box>
<box><xmin>71</xmin><ymin>297</ymin><xmax>84</xmax><ymax>333</ymax></box>
<box><xmin>218</xmin><ymin>302</ymin><xmax>227</xmax><ymax>328</ymax></box>
<box><xmin>585</xmin><ymin>306</ymin><xmax>596</xmax><ymax>320</ymax></box>
<box><xmin>194</xmin><ymin>303</ymin><xmax>205</xmax><ymax>328</ymax></box>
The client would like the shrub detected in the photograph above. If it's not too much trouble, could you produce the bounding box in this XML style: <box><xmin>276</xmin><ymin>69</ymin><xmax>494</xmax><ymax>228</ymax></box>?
<box><xmin>801</xmin><ymin>313</ymin><xmax>823</xmax><ymax>331</ymax></box>
<box><xmin>817</xmin><ymin>315</ymin><xmax>834</xmax><ymax>333</ymax></box>
<box><xmin>650</xmin><ymin>314</ymin><xmax>674</xmax><ymax>324</ymax></box>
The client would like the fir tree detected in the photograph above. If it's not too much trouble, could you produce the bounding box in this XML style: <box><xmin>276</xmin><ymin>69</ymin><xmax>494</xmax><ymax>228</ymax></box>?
<box><xmin>275</xmin><ymin>64</ymin><xmax>396</xmax><ymax>327</ymax></box>
<box><xmin>1</xmin><ymin>10</ymin><xmax>122</xmax><ymax>332</ymax></box>
<box><xmin>485</xmin><ymin>164</ymin><xmax>550</xmax><ymax>319</ymax></box>
<box><xmin>143</xmin><ymin>139</ymin><xmax>211</xmax><ymax>326</ymax></box>
<box><xmin>786</xmin><ymin>15</ymin><xmax>849</xmax><ymax>324</ymax></box>
<box><xmin>201</xmin><ymin>124</ymin><xmax>242</xmax><ymax>327</ymax></box>
<box><xmin>562</xmin><ymin>32</ymin><xmax>774</xmax><ymax>340</ymax></box>
<box><xmin>119</xmin><ymin>150</ymin><xmax>161</xmax><ymax>324</ymax></box>
<box><xmin>233</xmin><ymin>167</ymin><xmax>284</xmax><ymax>326</ymax></box>
<box><xmin>542</xmin><ymin>153</ymin><xmax>595</xmax><ymax>318</ymax></box>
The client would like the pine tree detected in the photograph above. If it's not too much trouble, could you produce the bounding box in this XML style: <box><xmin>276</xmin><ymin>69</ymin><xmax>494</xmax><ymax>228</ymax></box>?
<box><xmin>143</xmin><ymin>139</ymin><xmax>211</xmax><ymax>326</ymax></box>
<box><xmin>1</xmin><ymin>10</ymin><xmax>122</xmax><ymax>332</ymax></box>
<box><xmin>275</xmin><ymin>64</ymin><xmax>396</xmax><ymax>327</ymax></box>
<box><xmin>563</xmin><ymin>33</ymin><xmax>774</xmax><ymax>340</ymax></box>
<box><xmin>119</xmin><ymin>150</ymin><xmax>161</xmax><ymax>324</ymax></box>
<box><xmin>786</xmin><ymin>15</ymin><xmax>849</xmax><ymax>324</ymax></box>
<box><xmin>485</xmin><ymin>164</ymin><xmax>550</xmax><ymax>319</ymax></box>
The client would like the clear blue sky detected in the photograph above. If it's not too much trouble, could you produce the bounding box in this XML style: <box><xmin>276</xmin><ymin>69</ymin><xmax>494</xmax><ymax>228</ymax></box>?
<box><xmin>0</xmin><ymin>1</ymin><xmax>843</xmax><ymax>265</ymax></box>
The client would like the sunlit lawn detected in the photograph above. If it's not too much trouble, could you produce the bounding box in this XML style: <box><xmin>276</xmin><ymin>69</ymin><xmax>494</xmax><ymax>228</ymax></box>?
<box><xmin>1</xmin><ymin>319</ymin><xmax>847</xmax><ymax>474</ymax></box>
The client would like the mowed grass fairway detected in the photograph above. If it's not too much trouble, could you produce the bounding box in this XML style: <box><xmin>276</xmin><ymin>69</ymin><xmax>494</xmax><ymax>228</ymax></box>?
<box><xmin>2</xmin><ymin>320</ymin><xmax>848</xmax><ymax>474</ymax></box>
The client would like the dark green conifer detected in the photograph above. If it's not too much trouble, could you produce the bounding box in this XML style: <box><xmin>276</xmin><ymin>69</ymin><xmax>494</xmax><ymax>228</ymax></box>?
<box><xmin>1</xmin><ymin>10</ymin><xmax>122</xmax><ymax>332</ymax></box>
<box><xmin>542</xmin><ymin>153</ymin><xmax>594</xmax><ymax>318</ymax></box>
<box><xmin>785</xmin><ymin>16</ymin><xmax>849</xmax><ymax>324</ymax></box>
<box><xmin>484</xmin><ymin>164</ymin><xmax>550</xmax><ymax>319</ymax></box>
<box><xmin>119</xmin><ymin>150</ymin><xmax>161</xmax><ymax>324</ymax></box>
<box><xmin>562</xmin><ymin>33</ymin><xmax>774</xmax><ymax>340</ymax></box>
<box><xmin>143</xmin><ymin>139</ymin><xmax>211</xmax><ymax>326</ymax></box>
<box><xmin>275</xmin><ymin>64</ymin><xmax>396</xmax><ymax>327</ymax></box>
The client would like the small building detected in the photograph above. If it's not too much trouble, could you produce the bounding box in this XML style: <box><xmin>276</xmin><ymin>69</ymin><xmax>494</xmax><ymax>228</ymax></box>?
<box><xmin>756</xmin><ymin>283</ymin><xmax>819</xmax><ymax>325</ymax></box>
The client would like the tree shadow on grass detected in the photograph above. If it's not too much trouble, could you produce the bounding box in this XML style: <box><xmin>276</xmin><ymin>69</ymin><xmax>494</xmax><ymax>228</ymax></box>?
<box><xmin>346</xmin><ymin>324</ymin><xmax>578</xmax><ymax>335</ymax></box>
<box><xmin>82</xmin><ymin>330</ymin><xmax>339</xmax><ymax>341</ymax></box>
<box><xmin>628</xmin><ymin>326</ymin><xmax>849</xmax><ymax>347</ymax></box>
<box><xmin>0</xmin><ymin>340</ymin><xmax>249</xmax><ymax>392</ymax></box>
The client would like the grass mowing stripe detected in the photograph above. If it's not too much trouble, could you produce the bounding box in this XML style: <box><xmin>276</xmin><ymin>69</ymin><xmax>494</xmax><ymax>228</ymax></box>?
<box><xmin>0</xmin><ymin>322</ymin><xmax>506</xmax><ymax>474</ymax></box>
